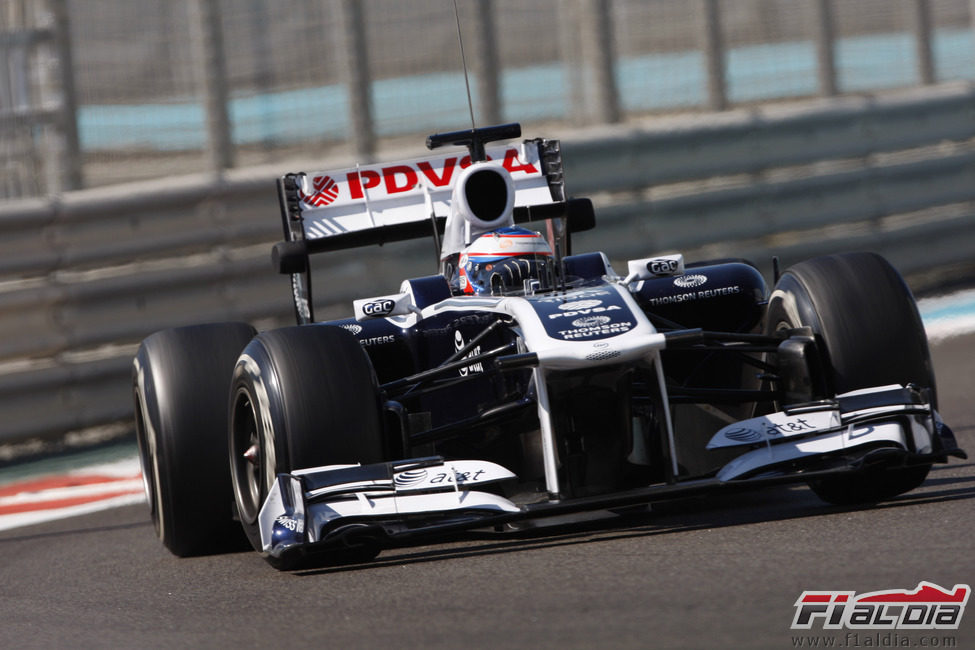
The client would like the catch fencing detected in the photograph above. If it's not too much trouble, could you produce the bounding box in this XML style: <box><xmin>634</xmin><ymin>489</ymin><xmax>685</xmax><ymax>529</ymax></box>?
<box><xmin>2</xmin><ymin>0</ymin><xmax>974</xmax><ymax>198</ymax></box>
<box><xmin>0</xmin><ymin>82</ymin><xmax>973</xmax><ymax>444</ymax></box>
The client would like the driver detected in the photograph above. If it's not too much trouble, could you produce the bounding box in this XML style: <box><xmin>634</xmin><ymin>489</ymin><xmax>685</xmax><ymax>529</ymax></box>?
<box><xmin>455</xmin><ymin>226</ymin><xmax>554</xmax><ymax>295</ymax></box>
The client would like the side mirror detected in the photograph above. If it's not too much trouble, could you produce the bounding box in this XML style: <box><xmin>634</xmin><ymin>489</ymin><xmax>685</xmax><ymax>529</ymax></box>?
<box><xmin>621</xmin><ymin>254</ymin><xmax>685</xmax><ymax>285</ymax></box>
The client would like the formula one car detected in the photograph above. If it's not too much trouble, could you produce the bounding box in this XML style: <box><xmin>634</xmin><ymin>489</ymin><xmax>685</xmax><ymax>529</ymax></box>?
<box><xmin>133</xmin><ymin>123</ymin><xmax>964</xmax><ymax>568</ymax></box>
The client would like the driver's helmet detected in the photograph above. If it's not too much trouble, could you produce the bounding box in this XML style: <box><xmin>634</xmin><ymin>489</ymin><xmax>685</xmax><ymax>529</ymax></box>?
<box><xmin>456</xmin><ymin>226</ymin><xmax>554</xmax><ymax>295</ymax></box>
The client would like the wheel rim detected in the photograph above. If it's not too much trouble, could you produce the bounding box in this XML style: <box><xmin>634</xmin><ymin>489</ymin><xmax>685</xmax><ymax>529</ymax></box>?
<box><xmin>133</xmin><ymin>384</ymin><xmax>163</xmax><ymax>539</ymax></box>
<box><xmin>231</xmin><ymin>389</ymin><xmax>264</xmax><ymax>524</ymax></box>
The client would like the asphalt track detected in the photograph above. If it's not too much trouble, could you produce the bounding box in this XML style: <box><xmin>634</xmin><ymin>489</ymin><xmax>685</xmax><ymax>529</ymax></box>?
<box><xmin>1</xmin><ymin>333</ymin><xmax>972</xmax><ymax>649</ymax></box>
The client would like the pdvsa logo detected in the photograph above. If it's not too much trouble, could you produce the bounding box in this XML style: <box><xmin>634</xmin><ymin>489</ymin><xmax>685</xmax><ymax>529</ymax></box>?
<box><xmin>302</xmin><ymin>149</ymin><xmax>540</xmax><ymax>209</ymax></box>
<box><xmin>549</xmin><ymin>305</ymin><xmax>621</xmax><ymax>320</ymax></box>
<box><xmin>791</xmin><ymin>582</ymin><xmax>970</xmax><ymax>630</ymax></box>
<box><xmin>301</xmin><ymin>174</ymin><xmax>340</xmax><ymax>207</ymax></box>
<box><xmin>345</xmin><ymin>149</ymin><xmax>538</xmax><ymax>199</ymax></box>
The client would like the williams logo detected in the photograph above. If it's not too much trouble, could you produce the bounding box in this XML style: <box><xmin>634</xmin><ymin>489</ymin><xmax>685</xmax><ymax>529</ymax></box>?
<box><xmin>791</xmin><ymin>582</ymin><xmax>970</xmax><ymax>630</ymax></box>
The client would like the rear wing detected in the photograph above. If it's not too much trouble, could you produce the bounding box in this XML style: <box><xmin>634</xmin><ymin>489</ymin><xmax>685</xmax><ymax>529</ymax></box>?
<box><xmin>273</xmin><ymin>130</ymin><xmax>594</xmax><ymax>323</ymax></box>
<box><xmin>277</xmin><ymin>138</ymin><xmax>564</xmax><ymax>251</ymax></box>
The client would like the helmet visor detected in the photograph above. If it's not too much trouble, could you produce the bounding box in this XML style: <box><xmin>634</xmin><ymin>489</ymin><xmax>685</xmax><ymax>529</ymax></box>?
<box><xmin>464</xmin><ymin>254</ymin><xmax>554</xmax><ymax>295</ymax></box>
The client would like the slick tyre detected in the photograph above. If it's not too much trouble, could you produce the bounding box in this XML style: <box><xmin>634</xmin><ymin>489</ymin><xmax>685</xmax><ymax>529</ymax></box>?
<box><xmin>229</xmin><ymin>325</ymin><xmax>386</xmax><ymax>568</ymax></box>
<box><xmin>133</xmin><ymin>322</ymin><xmax>256</xmax><ymax>557</ymax></box>
<box><xmin>765</xmin><ymin>252</ymin><xmax>934</xmax><ymax>504</ymax></box>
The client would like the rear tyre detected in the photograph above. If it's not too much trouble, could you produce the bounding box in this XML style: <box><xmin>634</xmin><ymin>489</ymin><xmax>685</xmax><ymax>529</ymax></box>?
<box><xmin>133</xmin><ymin>322</ymin><xmax>256</xmax><ymax>556</ymax></box>
<box><xmin>765</xmin><ymin>252</ymin><xmax>934</xmax><ymax>504</ymax></box>
<box><xmin>229</xmin><ymin>325</ymin><xmax>386</xmax><ymax>568</ymax></box>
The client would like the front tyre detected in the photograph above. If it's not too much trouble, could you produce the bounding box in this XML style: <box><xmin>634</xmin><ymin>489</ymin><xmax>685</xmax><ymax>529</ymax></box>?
<box><xmin>229</xmin><ymin>325</ymin><xmax>386</xmax><ymax>567</ymax></box>
<box><xmin>765</xmin><ymin>252</ymin><xmax>934</xmax><ymax>504</ymax></box>
<box><xmin>133</xmin><ymin>322</ymin><xmax>256</xmax><ymax>556</ymax></box>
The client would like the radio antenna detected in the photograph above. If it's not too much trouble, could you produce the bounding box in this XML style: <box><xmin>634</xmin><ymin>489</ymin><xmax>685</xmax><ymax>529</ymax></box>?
<box><xmin>452</xmin><ymin>0</ymin><xmax>477</xmax><ymax>130</ymax></box>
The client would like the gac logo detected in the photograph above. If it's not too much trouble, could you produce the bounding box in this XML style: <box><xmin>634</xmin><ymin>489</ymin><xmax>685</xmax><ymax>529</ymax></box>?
<box><xmin>648</xmin><ymin>259</ymin><xmax>680</xmax><ymax>275</ymax></box>
<box><xmin>362</xmin><ymin>299</ymin><xmax>394</xmax><ymax>316</ymax></box>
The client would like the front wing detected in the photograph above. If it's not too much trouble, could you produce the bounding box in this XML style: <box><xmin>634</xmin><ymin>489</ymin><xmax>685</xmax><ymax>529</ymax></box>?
<box><xmin>259</xmin><ymin>385</ymin><xmax>964</xmax><ymax>567</ymax></box>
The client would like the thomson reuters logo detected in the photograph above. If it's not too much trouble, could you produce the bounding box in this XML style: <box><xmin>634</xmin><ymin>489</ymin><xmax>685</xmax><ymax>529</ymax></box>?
<box><xmin>791</xmin><ymin>582</ymin><xmax>970</xmax><ymax>630</ymax></box>
<box><xmin>674</xmin><ymin>274</ymin><xmax>707</xmax><ymax>288</ymax></box>
<box><xmin>572</xmin><ymin>316</ymin><xmax>611</xmax><ymax>328</ymax></box>
<box><xmin>301</xmin><ymin>174</ymin><xmax>340</xmax><ymax>207</ymax></box>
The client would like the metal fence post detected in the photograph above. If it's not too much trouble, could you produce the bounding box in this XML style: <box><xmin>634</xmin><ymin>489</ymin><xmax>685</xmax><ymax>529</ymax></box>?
<box><xmin>1</xmin><ymin>1</ymin><xmax>36</xmax><ymax>197</ymax></box>
<box><xmin>49</xmin><ymin>0</ymin><xmax>82</xmax><ymax>191</ymax></box>
<box><xmin>336</xmin><ymin>0</ymin><xmax>375</xmax><ymax>161</ymax></box>
<box><xmin>701</xmin><ymin>0</ymin><xmax>727</xmax><ymax>111</ymax></box>
<box><xmin>558</xmin><ymin>0</ymin><xmax>585</xmax><ymax>125</ymax></box>
<box><xmin>470</xmin><ymin>0</ymin><xmax>501</xmax><ymax>126</ymax></box>
<box><xmin>911</xmin><ymin>0</ymin><xmax>935</xmax><ymax>85</ymax></box>
<box><xmin>188</xmin><ymin>0</ymin><xmax>234</xmax><ymax>173</ymax></box>
<box><xmin>248</xmin><ymin>0</ymin><xmax>275</xmax><ymax>150</ymax></box>
<box><xmin>813</xmin><ymin>0</ymin><xmax>837</xmax><ymax>96</ymax></box>
<box><xmin>972</xmin><ymin>0</ymin><xmax>975</xmax><ymax>79</ymax></box>
<box><xmin>577</xmin><ymin>0</ymin><xmax>620</xmax><ymax>125</ymax></box>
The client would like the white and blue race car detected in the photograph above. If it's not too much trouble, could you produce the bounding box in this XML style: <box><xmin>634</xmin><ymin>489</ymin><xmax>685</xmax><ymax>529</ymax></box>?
<box><xmin>133</xmin><ymin>123</ymin><xmax>964</xmax><ymax>569</ymax></box>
